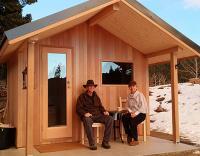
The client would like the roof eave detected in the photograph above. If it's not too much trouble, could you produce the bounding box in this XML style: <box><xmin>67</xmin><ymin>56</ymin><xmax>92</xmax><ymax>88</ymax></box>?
<box><xmin>4</xmin><ymin>0</ymin><xmax>119</xmax><ymax>45</ymax></box>
<box><xmin>123</xmin><ymin>0</ymin><xmax>200</xmax><ymax>56</ymax></box>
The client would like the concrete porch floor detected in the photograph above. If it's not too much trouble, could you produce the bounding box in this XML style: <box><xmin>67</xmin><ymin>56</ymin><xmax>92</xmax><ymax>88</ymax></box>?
<box><xmin>0</xmin><ymin>137</ymin><xmax>198</xmax><ymax>156</ymax></box>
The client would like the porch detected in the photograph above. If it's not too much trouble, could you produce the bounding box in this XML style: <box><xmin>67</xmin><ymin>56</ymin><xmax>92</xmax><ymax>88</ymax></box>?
<box><xmin>0</xmin><ymin>137</ymin><xmax>198</xmax><ymax>156</ymax></box>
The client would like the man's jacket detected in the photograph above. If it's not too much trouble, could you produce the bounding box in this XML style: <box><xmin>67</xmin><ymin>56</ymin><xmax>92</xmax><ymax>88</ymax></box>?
<box><xmin>76</xmin><ymin>91</ymin><xmax>106</xmax><ymax>119</ymax></box>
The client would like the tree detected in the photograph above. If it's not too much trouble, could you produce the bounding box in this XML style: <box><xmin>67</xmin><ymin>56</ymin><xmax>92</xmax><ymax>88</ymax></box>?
<box><xmin>54</xmin><ymin>65</ymin><xmax>61</xmax><ymax>78</ymax></box>
<box><xmin>0</xmin><ymin>0</ymin><xmax>37</xmax><ymax>41</ymax></box>
<box><xmin>150</xmin><ymin>73</ymin><xmax>167</xmax><ymax>86</ymax></box>
<box><xmin>0</xmin><ymin>0</ymin><xmax>37</xmax><ymax>76</ymax></box>
<box><xmin>149</xmin><ymin>63</ymin><xmax>171</xmax><ymax>86</ymax></box>
<box><xmin>149</xmin><ymin>57</ymin><xmax>200</xmax><ymax>86</ymax></box>
<box><xmin>0</xmin><ymin>64</ymin><xmax>6</xmax><ymax>80</ymax></box>
<box><xmin>179</xmin><ymin>57</ymin><xmax>200</xmax><ymax>82</ymax></box>
<box><xmin>0</xmin><ymin>0</ymin><xmax>37</xmax><ymax>123</ymax></box>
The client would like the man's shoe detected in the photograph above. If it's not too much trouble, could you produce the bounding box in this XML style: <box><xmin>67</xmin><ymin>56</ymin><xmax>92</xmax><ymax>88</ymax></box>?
<box><xmin>129</xmin><ymin>141</ymin><xmax>139</xmax><ymax>146</ymax></box>
<box><xmin>127</xmin><ymin>135</ymin><xmax>132</xmax><ymax>144</ymax></box>
<box><xmin>89</xmin><ymin>144</ymin><xmax>97</xmax><ymax>150</ymax></box>
<box><xmin>101</xmin><ymin>142</ymin><xmax>111</xmax><ymax>149</ymax></box>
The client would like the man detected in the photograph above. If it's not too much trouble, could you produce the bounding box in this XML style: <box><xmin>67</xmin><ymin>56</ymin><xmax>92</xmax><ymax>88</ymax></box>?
<box><xmin>76</xmin><ymin>80</ymin><xmax>113</xmax><ymax>150</ymax></box>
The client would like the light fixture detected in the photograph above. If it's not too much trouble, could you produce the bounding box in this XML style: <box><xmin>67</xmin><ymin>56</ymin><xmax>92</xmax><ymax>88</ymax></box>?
<box><xmin>22</xmin><ymin>67</ymin><xmax>27</xmax><ymax>89</ymax></box>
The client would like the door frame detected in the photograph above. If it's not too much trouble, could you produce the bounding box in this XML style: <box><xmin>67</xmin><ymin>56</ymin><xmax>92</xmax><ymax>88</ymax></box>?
<box><xmin>40</xmin><ymin>46</ymin><xmax>72</xmax><ymax>144</ymax></box>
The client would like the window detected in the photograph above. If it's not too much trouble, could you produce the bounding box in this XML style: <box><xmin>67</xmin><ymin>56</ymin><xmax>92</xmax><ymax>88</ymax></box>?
<box><xmin>48</xmin><ymin>53</ymin><xmax>67</xmax><ymax>127</ymax></box>
<box><xmin>102</xmin><ymin>61</ymin><xmax>133</xmax><ymax>85</ymax></box>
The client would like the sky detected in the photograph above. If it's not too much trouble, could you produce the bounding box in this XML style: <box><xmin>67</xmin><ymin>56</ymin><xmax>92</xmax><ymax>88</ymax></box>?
<box><xmin>23</xmin><ymin>0</ymin><xmax>200</xmax><ymax>45</ymax></box>
<box><xmin>48</xmin><ymin>53</ymin><xmax>66</xmax><ymax>78</ymax></box>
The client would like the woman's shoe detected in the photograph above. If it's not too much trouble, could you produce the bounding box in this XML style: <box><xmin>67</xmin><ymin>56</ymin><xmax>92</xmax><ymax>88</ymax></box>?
<box><xmin>129</xmin><ymin>141</ymin><xmax>139</xmax><ymax>146</ymax></box>
<box><xmin>127</xmin><ymin>135</ymin><xmax>132</xmax><ymax>144</ymax></box>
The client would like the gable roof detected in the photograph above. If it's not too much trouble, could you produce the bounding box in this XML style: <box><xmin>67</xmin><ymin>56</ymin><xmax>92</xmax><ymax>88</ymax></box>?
<box><xmin>1</xmin><ymin>0</ymin><xmax>116</xmax><ymax>45</ymax></box>
<box><xmin>0</xmin><ymin>0</ymin><xmax>200</xmax><ymax>64</ymax></box>
<box><xmin>3</xmin><ymin>0</ymin><xmax>114</xmax><ymax>43</ymax></box>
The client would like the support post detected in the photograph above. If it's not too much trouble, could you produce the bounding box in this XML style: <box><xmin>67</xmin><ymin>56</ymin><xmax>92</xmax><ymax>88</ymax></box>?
<box><xmin>26</xmin><ymin>39</ymin><xmax>35</xmax><ymax>156</ymax></box>
<box><xmin>170</xmin><ymin>49</ymin><xmax>180</xmax><ymax>143</ymax></box>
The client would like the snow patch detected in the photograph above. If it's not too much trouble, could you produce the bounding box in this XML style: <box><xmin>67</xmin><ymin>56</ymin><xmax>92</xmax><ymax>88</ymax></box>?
<box><xmin>150</xmin><ymin>83</ymin><xmax>200</xmax><ymax>145</ymax></box>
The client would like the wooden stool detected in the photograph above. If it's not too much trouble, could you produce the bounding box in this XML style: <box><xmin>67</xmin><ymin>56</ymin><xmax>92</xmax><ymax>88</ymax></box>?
<box><xmin>81</xmin><ymin>122</ymin><xmax>104</xmax><ymax>144</ymax></box>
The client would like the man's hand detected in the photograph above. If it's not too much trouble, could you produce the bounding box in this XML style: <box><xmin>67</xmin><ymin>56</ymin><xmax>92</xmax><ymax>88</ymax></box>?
<box><xmin>104</xmin><ymin>111</ymin><xmax>109</xmax><ymax>116</ymax></box>
<box><xmin>84</xmin><ymin>112</ymin><xmax>92</xmax><ymax>117</ymax></box>
<box><xmin>131</xmin><ymin>112</ymin><xmax>136</xmax><ymax>118</ymax></box>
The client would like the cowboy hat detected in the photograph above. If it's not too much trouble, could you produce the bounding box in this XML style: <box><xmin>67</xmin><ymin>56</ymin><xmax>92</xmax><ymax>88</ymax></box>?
<box><xmin>83</xmin><ymin>80</ymin><xmax>98</xmax><ymax>88</ymax></box>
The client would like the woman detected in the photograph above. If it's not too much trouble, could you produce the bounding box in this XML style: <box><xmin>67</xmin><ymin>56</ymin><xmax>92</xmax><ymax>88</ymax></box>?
<box><xmin>122</xmin><ymin>81</ymin><xmax>148</xmax><ymax>146</ymax></box>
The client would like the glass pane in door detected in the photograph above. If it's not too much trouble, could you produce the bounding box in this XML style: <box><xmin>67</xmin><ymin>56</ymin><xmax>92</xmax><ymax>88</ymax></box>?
<box><xmin>48</xmin><ymin>53</ymin><xmax>66</xmax><ymax>127</ymax></box>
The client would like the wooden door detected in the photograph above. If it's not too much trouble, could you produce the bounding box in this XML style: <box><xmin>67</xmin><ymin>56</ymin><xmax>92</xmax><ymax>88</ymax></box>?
<box><xmin>41</xmin><ymin>46</ymin><xmax>72</xmax><ymax>143</ymax></box>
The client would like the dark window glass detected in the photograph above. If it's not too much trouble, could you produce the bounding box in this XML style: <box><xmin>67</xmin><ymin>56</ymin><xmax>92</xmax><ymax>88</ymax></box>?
<box><xmin>102</xmin><ymin>62</ymin><xmax>133</xmax><ymax>84</ymax></box>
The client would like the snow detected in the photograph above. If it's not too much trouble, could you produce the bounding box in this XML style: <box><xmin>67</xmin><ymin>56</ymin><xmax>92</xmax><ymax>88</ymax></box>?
<box><xmin>149</xmin><ymin>83</ymin><xmax>200</xmax><ymax>145</ymax></box>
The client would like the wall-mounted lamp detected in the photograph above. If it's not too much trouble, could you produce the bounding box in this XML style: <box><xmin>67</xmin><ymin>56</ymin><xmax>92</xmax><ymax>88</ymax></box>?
<box><xmin>22</xmin><ymin>67</ymin><xmax>27</xmax><ymax>89</ymax></box>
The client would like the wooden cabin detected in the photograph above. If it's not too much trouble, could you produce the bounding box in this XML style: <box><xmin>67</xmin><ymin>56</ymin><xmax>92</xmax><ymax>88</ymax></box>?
<box><xmin>0</xmin><ymin>0</ymin><xmax>200</xmax><ymax>155</ymax></box>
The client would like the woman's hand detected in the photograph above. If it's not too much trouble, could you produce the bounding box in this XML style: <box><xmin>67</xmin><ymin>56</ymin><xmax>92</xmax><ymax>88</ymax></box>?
<box><xmin>84</xmin><ymin>112</ymin><xmax>92</xmax><ymax>117</ymax></box>
<box><xmin>104</xmin><ymin>111</ymin><xmax>109</xmax><ymax>116</ymax></box>
<box><xmin>131</xmin><ymin>112</ymin><xmax>136</xmax><ymax>118</ymax></box>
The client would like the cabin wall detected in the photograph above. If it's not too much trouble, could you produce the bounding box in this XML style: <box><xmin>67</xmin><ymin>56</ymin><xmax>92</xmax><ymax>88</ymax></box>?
<box><xmin>17</xmin><ymin>43</ymin><xmax>28</xmax><ymax>148</ymax></box>
<box><xmin>7</xmin><ymin>53</ymin><xmax>18</xmax><ymax>128</ymax></box>
<box><xmin>4</xmin><ymin>22</ymin><xmax>148</xmax><ymax>147</ymax></box>
<box><xmin>7</xmin><ymin>42</ymin><xmax>28</xmax><ymax>148</ymax></box>
<box><xmin>33</xmin><ymin>22</ymin><xmax>149</xmax><ymax>144</ymax></box>
<box><xmin>8</xmin><ymin>22</ymin><xmax>149</xmax><ymax>147</ymax></box>
<box><xmin>87</xmin><ymin>26</ymin><xmax>133</xmax><ymax>111</ymax></box>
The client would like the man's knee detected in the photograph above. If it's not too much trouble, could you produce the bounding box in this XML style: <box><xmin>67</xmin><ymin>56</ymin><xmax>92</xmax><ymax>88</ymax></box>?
<box><xmin>82</xmin><ymin>117</ymin><xmax>93</xmax><ymax>125</ymax></box>
<box><xmin>105</xmin><ymin>115</ymin><xmax>113</xmax><ymax>124</ymax></box>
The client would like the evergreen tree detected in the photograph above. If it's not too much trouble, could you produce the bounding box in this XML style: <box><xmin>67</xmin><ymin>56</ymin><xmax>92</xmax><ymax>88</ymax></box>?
<box><xmin>109</xmin><ymin>66</ymin><xmax>114</xmax><ymax>73</ymax></box>
<box><xmin>0</xmin><ymin>64</ymin><xmax>6</xmax><ymax>80</ymax></box>
<box><xmin>0</xmin><ymin>0</ymin><xmax>37</xmax><ymax>41</ymax></box>
<box><xmin>54</xmin><ymin>65</ymin><xmax>61</xmax><ymax>78</ymax></box>
<box><xmin>0</xmin><ymin>0</ymin><xmax>37</xmax><ymax>78</ymax></box>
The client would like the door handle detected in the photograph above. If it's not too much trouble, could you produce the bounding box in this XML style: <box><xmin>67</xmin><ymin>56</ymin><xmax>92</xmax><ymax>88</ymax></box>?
<box><xmin>67</xmin><ymin>80</ymin><xmax>70</xmax><ymax>88</ymax></box>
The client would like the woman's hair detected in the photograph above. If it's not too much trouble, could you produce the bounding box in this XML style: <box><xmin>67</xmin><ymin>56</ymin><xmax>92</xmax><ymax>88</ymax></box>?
<box><xmin>128</xmin><ymin>80</ymin><xmax>137</xmax><ymax>87</ymax></box>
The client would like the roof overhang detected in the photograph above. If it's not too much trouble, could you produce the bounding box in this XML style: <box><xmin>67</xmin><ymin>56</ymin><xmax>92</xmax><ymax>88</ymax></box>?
<box><xmin>0</xmin><ymin>0</ymin><xmax>119</xmax><ymax>62</ymax></box>
<box><xmin>97</xmin><ymin>0</ymin><xmax>200</xmax><ymax>64</ymax></box>
<box><xmin>0</xmin><ymin>0</ymin><xmax>200</xmax><ymax>64</ymax></box>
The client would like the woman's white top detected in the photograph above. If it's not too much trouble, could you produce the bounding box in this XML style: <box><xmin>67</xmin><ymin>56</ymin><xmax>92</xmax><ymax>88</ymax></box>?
<box><xmin>127</xmin><ymin>90</ymin><xmax>148</xmax><ymax>115</ymax></box>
